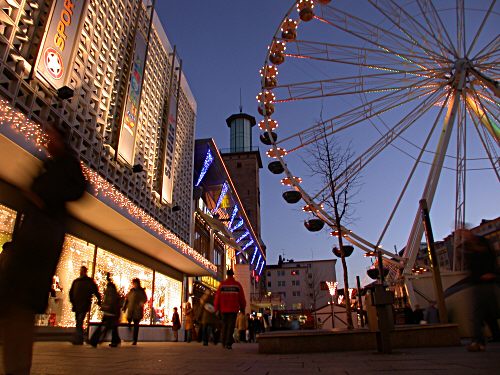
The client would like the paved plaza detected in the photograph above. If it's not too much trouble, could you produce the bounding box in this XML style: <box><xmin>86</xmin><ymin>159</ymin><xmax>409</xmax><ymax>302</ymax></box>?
<box><xmin>3</xmin><ymin>341</ymin><xmax>499</xmax><ymax>375</ymax></box>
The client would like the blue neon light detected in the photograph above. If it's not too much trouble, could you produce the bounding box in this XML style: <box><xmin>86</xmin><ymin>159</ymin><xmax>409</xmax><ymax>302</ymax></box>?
<box><xmin>256</xmin><ymin>254</ymin><xmax>262</xmax><ymax>269</ymax></box>
<box><xmin>258</xmin><ymin>260</ymin><xmax>265</xmax><ymax>275</ymax></box>
<box><xmin>195</xmin><ymin>148</ymin><xmax>214</xmax><ymax>186</ymax></box>
<box><xmin>213</xmin><ymin>181</ymin><xmax>229</xmax><ymax>213</ymax></box>
<box><xmin>230</xmin><ymin>219</ymin><xmax>244</xmax><ymax>232</ymax></box>
<box><xmin>241</xmin><ymin>239</ymin><xmax>254</xmax><ymax>252</ymax></box>
<box><xmin>236</xmin><ymin>230</ymin><xmax>250</xmax><ymax>243</ymax></box>
<box><xmin>228</xmin><ymin>205</ymin><xmax>238</xmax><ymax>228</ymax></box>
<box><xmin>250</xmin><ymin>247</ymin><xmax>258</xmax><ymax>264</ymax></box>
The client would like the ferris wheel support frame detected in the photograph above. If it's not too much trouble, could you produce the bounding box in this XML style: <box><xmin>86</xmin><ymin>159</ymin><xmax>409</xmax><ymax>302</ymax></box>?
<box><xmin>403</xmin><ymin>61</ymin><xmax>467</xmax><ymax>304</ymax></box>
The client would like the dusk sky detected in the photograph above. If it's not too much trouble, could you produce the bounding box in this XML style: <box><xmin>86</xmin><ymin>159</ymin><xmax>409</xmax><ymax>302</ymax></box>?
<box><xmin>157</xmin><ymin>1</ymin><xmax>500</xmax><ymax>287</ymax></box>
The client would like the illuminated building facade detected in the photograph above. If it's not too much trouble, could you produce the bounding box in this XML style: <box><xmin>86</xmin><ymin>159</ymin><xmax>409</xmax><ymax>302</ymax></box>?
<box><xmin>0</xmin><ymin>0</ymin><xmax>215</xmax><ymax>333</ymax></box>
<box><xmin>191</xmin><ymin>139</ymin><xmax>266</xmax><ymax>305</ymax></box>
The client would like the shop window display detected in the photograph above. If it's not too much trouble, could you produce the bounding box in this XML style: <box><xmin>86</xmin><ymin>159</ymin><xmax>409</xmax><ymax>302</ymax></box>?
<box><xmin>39</xmin><ymin>235</ymin><xmax>96</xmax><ymax>327</ymax></box>
<box><xmin>0</xmin><ymin>203</ymin><xmax>16</xmax><ymax>251</ymax></box>
<box><xmin>92</xmin><ymin>248</ymin><xmax>153</xmax><ymax>325</ymax></box>
<box><xmin>152</xmin><ymin>272</ymin><xmax>182</xmax><ymax>325</ymax></box>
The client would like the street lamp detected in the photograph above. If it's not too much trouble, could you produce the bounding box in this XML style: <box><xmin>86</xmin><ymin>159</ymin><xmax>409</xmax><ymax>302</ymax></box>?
<box><xmin>325</xmin><ymin>281</ymin><xmax>338</xmax><ymax>328</ymax></box>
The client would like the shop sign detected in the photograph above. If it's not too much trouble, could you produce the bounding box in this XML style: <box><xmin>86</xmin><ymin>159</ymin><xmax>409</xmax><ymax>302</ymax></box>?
<box><xmin>160</xmin><ymin>66</ymin><xmax>180</xmax><ymax>204</ymax></box>
<box><xmin>117</xmin><ymin>31</ymin><xmax>148</xmax><ymax>165</ymax></box>
<box><xmin>35</xmin><ymin>0</ymin><xmax>89</xmax><ymax>89</ymax></box>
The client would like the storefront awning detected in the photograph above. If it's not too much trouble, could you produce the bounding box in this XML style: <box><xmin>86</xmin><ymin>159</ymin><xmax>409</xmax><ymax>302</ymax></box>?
<box><xmin>0</xmin><ymin>132</ymin><xmax>215</xmax><ymax>276</ymax></box>
<box><xmin>196</xmin><ymin>210</ymin><xmax>241</xmax><ymax>251</ymax></box>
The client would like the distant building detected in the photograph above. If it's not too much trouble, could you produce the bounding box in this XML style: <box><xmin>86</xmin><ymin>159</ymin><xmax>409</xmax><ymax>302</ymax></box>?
<box><xmin>266</xmin><ymin>257</ymin><xmax>337</xmax><ymax>311</ymax></box>
<box><xmin>415</xmin><ymin>217</ymin><xmax>500</xmax><ymax>272</ymax></box>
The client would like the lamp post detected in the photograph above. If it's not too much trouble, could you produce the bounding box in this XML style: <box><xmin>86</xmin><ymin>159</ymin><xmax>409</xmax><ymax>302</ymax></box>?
<box><xmin>326</xmin><ymin>281</ymin><xmax>338</xmax><ymax>329</ymax></box>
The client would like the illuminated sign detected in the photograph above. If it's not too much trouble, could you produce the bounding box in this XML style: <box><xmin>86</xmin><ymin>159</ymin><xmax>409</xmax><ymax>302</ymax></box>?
<box><xmin>160</xmin><ymin>56</ymin><xmax>181</xmax><ymax>204</ymax></box>
<box><xmin>117</xmin><ymin>31</ymin><xmax>148</xmax><ymax>165</ymax></box>
<box><xmin>36</xmin><ymin>0</ymin><xmax>89</xmax><ymax>89</ymax></box>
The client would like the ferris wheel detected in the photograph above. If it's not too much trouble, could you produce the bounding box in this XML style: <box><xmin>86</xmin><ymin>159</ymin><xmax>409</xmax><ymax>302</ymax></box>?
<box><xmin>258</xmin><ymin>0</ymin><xmax>499</xmax><ymax>289</ymax></box>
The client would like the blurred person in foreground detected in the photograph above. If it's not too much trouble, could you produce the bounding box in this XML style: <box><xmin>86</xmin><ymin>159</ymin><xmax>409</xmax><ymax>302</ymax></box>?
<box><xmin>214</xmin><ymin>269</ymin><xmax>246</xmax><ymax>349</ymax></box>
<box><xmin>69</xmin><ymin>266</ymin><xmax>101</xmax><ymax>345</ymax></box>
<box><xmin>122</xmin><ymin>278</ymin><xmax>147</xmax><ymax>345</ymax></box>
<box><xmin>90</xmin><ymin>273</ymin><xmax>122</xmax><ymax>347</ymax></box>
<box><xmin>196</xmin><ymin>289</ymin><xmax>218</xmax><ymax>346</ymax></box>
<box><xmin>457</xmin><ymin>229</ymin><xmax>500</xmax><ymax>352</ymax></box>
<box><xmin>0</xmin><ymin>125</ymin><xmax>86</xmax><ymax>374</ymax></box>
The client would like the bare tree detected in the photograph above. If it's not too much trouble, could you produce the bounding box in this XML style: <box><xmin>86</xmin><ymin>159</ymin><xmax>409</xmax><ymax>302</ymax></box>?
<box><xmin>305</xmin><ymin>124</ymin><xmax>361</xmax><ymax>329</ymax></box>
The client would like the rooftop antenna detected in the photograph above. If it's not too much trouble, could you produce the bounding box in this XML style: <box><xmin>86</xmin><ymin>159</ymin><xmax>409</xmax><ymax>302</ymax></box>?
<box><xmin>239</xmin><ymin>88</ymin><xmax>243</xmax><ymax>113</ymax></box>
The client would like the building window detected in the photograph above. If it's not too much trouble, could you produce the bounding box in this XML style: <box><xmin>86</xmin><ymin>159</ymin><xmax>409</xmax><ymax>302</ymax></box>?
<box><xmin>237</xmin><ymin>162</ymin><xmax>242</xmax><ymax>168</ymax></box>
<box><xmin>278</xmin><ymin>270</ymin><xmax>285</xmax><ymax>276</ymax></box>
<box><xmin>278</xmin><ymin>280</ymin><xmax>286</xmax><ymax>287</ymax></box>
<box><xmin>292</xmin><ymin>280</ymin><xmax>300</xmax><ymax>286</ymax></box>
<box><xmin>267</xmin><ymin>271</ymin><xmax>271</xmax><ymax>277</ymax></box>
<box><xmin>308</xmin><ymin>273</ymin><xmax>312</xmax><ymax>278</ymax></box>
<box><xmin>292</xmin><ymin>291</ymin><xmax>301</xmax><ymax>297</ymax></box>
<box><xmin>267</xmin><ymin>282</ymin><xmax>271</xmax><ymax>287</ymax></box>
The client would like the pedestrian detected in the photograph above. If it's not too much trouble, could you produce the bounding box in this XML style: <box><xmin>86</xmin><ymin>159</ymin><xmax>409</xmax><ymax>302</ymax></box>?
<box><xmin>458</xmin><ymin>229</ymin><xmax>499</xmax><ymax>352</ymax></box>
<box><xmin>214</xmin><ymin>269</ymin><xmax>246</xmax><ymax>349</ymax></box>
<box><xmin>122</xmin><ymin>278</ymin><xmax>147</xmax><ymax>345</ymax></box>
<box><xmin>171</xmin><ymin>307</ymin><xmax>181</xmax><ymax>341</ymax></box>
<box><xmin>197</xmin><ymin>289</ymin><xmax>217</xmax><ymax>346</ymax></box>
<box><xmin>424</xmin><ymin>301</ymin><xmax>439</xmax><ymax>324</ymax></box>
<box><xmin>403</xmin><ymin>302</ymin><xmax>414</xmax><ymax>324</ymax></box>
<box><xmin>89</xmin><ymin>273</ymin><xmax>122</xmax><ymax>347</ymax></box>
<box><xmin>184</xmin><ymin>301</ymin><xmax>194</xmax><ymax>342</ymax></box>
<box><xmin>0</xmin><ymin>124</ymin><xmax>86</xmax><ymax>374</ymax></box>
<box><xmin>236</xmin><ymin>311</ymin><xmax>248</xmax><ymax>342</ymax></box>
<box><xmin>69</xmin><ymin>266</ymin><xmax>101</xmax><ymax>345</ymax></box>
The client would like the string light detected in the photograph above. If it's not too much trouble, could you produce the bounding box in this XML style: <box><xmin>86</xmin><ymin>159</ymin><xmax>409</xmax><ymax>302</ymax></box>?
<box><xmin>258</xmin><ymin>260</ymin><xmax>265</xmax><ymax>275</ymax></box>
<box><xmin>228</xmin><ymin>205</ymin><xmax>238</xmax><ymax>229</ymax></box>
<box><xmin>251</xmin><ymin>247</ymin><xmax>258</xmax><ymax>264</ymax></box>
<box><xmin>0</xmin><ymin>97</ymin><xmax>217</xmax><ymax>273</ymax></box>
<box><xmin>236</xmin><ymin>230</ymin><xmax>250</xmax><ymax>243</ymax></box>
<box><xmin>230</xmin><ymin>219</ymin><xmax>244</xmax><ymax>232</ymax></box>
<box><xmin>240</xmin><ymin>239</ymin><xmax>254</xmax><ymax>252</ymax></box>
<box><xmin>213</xmin><ymin>181</ymin><xmax>229</xmax><ymax>214</ymax></box>
<box><xmin>195</xmin><ymin>147</ymin><xmax>214</xmax><ymax>186</ymax></box>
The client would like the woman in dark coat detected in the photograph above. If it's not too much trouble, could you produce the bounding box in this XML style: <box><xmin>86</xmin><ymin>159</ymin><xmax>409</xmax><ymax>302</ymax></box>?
<box><xmin>171</xmin><ymin>307</ymin><xmax>181</xmax><ymax>341</ymax></box>
<box><xmin>123</xmin><ymin>278</ymin><xmax>147</xmax><ymax>345</ymax></box>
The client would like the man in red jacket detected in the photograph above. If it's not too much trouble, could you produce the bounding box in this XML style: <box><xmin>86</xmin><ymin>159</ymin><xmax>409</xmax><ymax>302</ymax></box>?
<box><xmin>214</xmin><ymin>269</ymin><xmax>246</xmax><ymax>349</ymax></box>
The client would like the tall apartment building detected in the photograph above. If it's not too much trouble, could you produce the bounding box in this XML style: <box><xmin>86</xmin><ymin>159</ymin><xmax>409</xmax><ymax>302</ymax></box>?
<box><xmin>0</xmin><ymin>0</ymin><xmax>214</xmax><ymax>333</ymax></box>
<box><xmin>266</xmin><ymin>257</ymin><xmax>337</xmax><ymax>311</ymax></box>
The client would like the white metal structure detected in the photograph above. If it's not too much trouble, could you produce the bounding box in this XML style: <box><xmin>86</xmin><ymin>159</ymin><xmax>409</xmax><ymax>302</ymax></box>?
<box><xmin>259</xmin><ymin>0</ymin><xmax>499</xmax><ymax>297</ymax></box>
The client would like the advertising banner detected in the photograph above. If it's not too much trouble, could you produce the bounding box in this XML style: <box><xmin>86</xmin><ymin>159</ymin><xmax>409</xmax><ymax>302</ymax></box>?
<box><xmin>117</xmin><ymin>31</ymin><xmax>148</xmax><ymax>165</ymax></box>
<box><xmin>161</xmin><ymin>66</ymin><xmax>180</xmax><ymax>204</ymax></box>
<box><xmin>35</xmin><ymin>0</ymin><xmax>89</xmax><ymax>89</ymax></box>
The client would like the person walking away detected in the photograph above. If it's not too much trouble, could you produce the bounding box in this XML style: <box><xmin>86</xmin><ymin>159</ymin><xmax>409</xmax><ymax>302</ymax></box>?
<box><xmin>236</xmin><ymin>311</ymin><xmax>248</xmax><ymax>342</ymax></box>
<box><xmin>184</xmin><ymin>301</ymin><xmax>194</xmax><ymax>342</ymax></box>
<box><xmin>214</xmin><ymin>269</ymin><xmax>246</xmax><ymax>349</ymax></box>
<box><xmin>90</xmin><ymin>273</ymin><xmax>122</xmax><ymax>347</ymax></box>
<box><xmin>198</xmin><ymin>290</ymin><xmax>217</xmax><ymax>346</ymax></box>
<box><xmin>123</xmin><ymin>278</ymin><xmax>147</xmax><ymax>345</ymax></box>
<box><xmin>458</xmin><ymin>229</ymin><xmax>499</xmax><ymax>352</ymax></box>
<box><xmin>171</xmin><ymin>307</ymin><xmax>181</xmax><ymax>341</ymax></box>
<box><xmin>424</xmin><ymin>301</ymin><xmax>439</xmax><ymax>324</ymax></box>
<box><xmin>69</xmin><ymin>266</ymin><xmax>101</xmax><ymax>345</ymax></box>
<box><xmin>0</xmin><ymin>125</ymin><xmax>86</xmax><ymax>374</ymax></box>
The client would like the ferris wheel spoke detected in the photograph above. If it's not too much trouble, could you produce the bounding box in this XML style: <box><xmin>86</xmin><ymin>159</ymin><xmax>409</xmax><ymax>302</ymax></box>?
<box><xmin>311</xmin><ymin>88</ymin><xmax>447</xmax><ymax>205</ymax></box>
<box><xmin>284</xmin><ymin>39</ymin><xmax>446</xmax><ymax>72</ymax></box>
<box><xmin>465</xmin><ymin>86</ymin><xmax>500</xmax><ymax>143</ymax></box>
<box><xmin>278</xmin><ymin>81</ymin><xmax>441</xmax><ymax>152</ymax></box>
<box><xmin>316</xmin><ymin>5</ymin><xmax>450</xmax><ymax>68</ymax></box>
<box><xmin>373</xmin><ymin>90</ymin><xmax>453</xmax><ymax>250</ymax></box>
<box><xmin>465</xmin><ymin>103</ymin><xmax>500</xmax><ymax>181</ymax></box>
<box><xmin>467</xmin><ymin>0</ymin><xmax>497</xmax><ymax>57</ymax></box>
<box><xmin>472</xmin><ymin>34</ymin><xmax>500</xmax><ymax>62</ymax></box>
<box><xmin>416</xmin><ymin>0</ymin><xmax>459</xmax><ymax>58</ymax></box>
<box><xmin>273</xmin><ymin>69</ymin><xmax>439</xmax><ymax>102</ymax></box>
<box><xmin>368</xmin><ymin>0</ymin><xmax>456</xmax><ymax>67</ymax></box>
<box><xmin>456</xmin><ymin>0</ymin><xmax>466</xmax><ymax>57</ymax></box>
